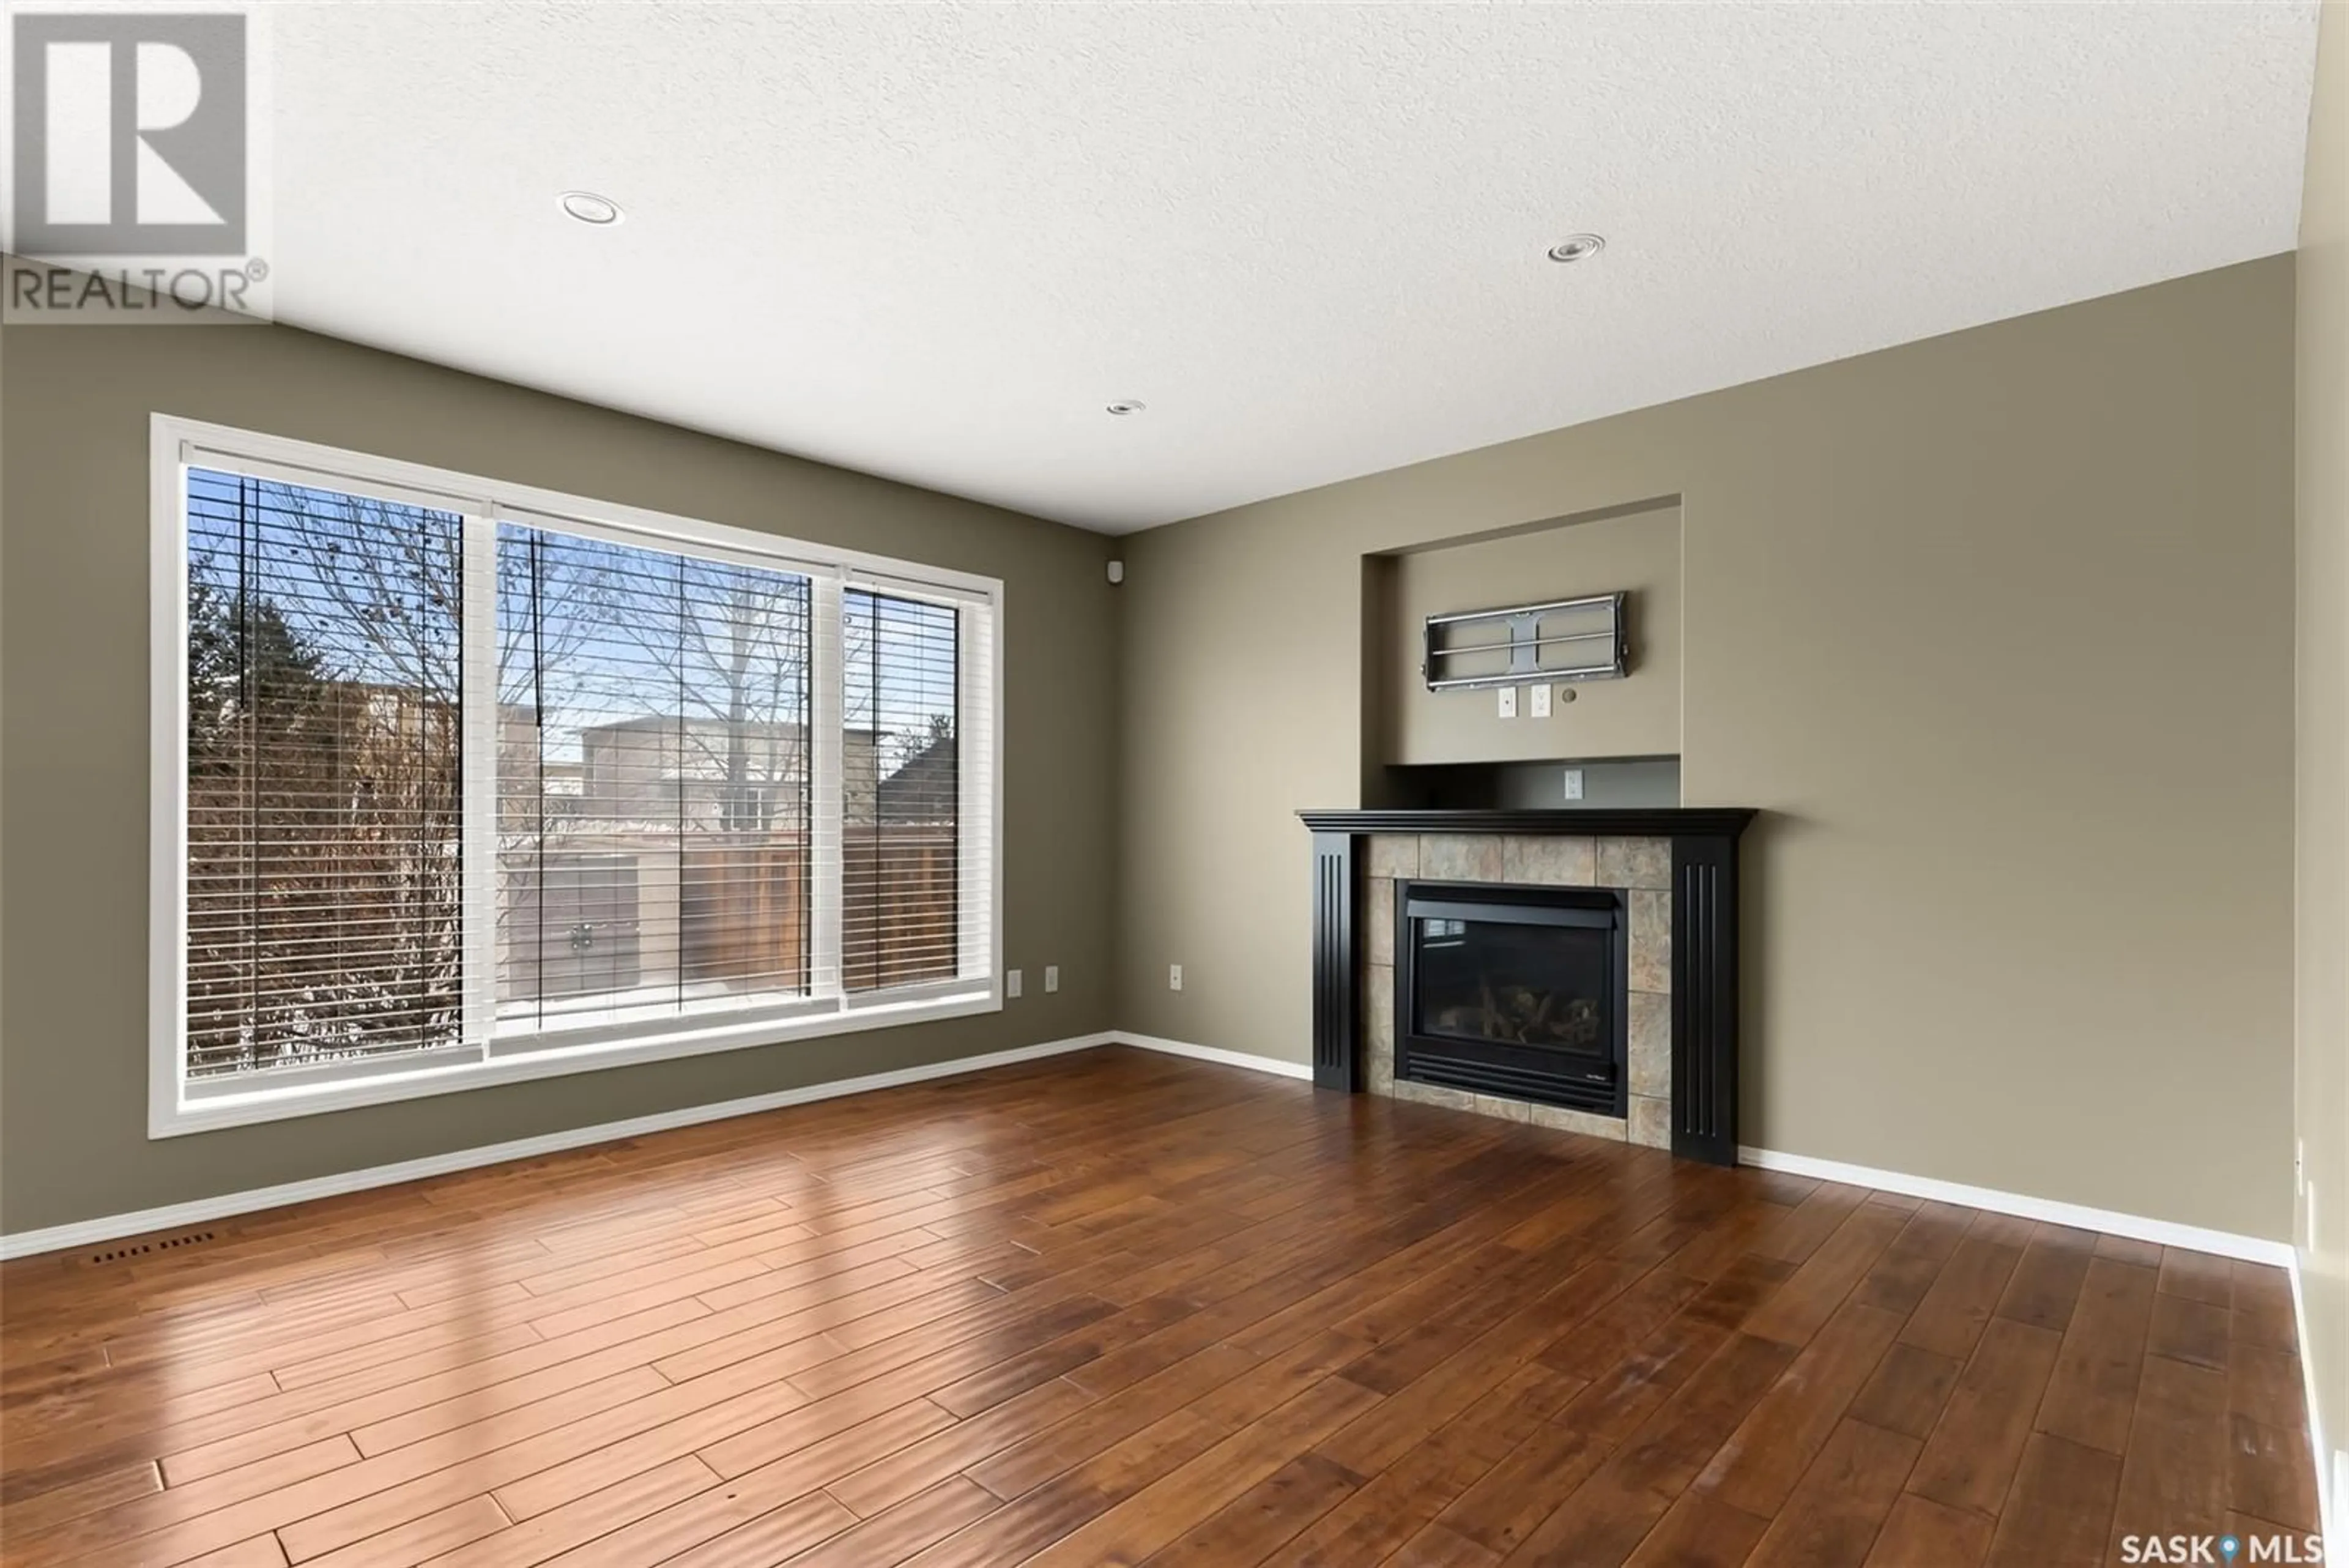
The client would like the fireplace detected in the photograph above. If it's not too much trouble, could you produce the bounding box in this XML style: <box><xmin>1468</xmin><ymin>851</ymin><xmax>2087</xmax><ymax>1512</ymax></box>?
<box><xmin>1396</xmin><ymin>882</ymin><xmax>1627</xmax><ymax>1116</ymax></box>
<box><xmin>1299</xmin><ymin>808</ymin><xmax>1754</xmax><ymax>1165</ymax></box>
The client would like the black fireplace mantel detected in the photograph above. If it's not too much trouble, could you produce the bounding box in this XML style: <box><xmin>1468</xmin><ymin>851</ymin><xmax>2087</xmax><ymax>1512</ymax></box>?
<box><xmin>1299</xmin><ymin>806</ymin><xmax>1756</xmax><ymax>1165</ymax></box>
<box><xmin>1297</xmin><ymin>808</ymin><xmax>1756</xmax><ymax>838</ymax></box>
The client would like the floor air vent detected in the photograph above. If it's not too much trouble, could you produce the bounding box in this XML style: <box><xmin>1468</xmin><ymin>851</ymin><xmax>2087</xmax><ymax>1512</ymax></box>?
<box><xmin>88</xmin><ymin>1231</ymin><xmax>216</xmax><ymax>1265</ymax></box>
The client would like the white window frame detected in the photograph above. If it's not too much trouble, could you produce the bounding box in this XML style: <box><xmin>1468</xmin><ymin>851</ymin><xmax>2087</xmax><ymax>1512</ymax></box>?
<box><xmin>149</xmin><ymin>414</ymin><xmax>1004</xmax><ymax>1137</ymax></box>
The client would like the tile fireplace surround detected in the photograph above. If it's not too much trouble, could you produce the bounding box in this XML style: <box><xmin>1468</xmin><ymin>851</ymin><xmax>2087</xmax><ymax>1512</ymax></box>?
<box><xmin>1299</xmin><ymin>809</ymin><xmax>1756</xmax><ymax>1165</ymax></box>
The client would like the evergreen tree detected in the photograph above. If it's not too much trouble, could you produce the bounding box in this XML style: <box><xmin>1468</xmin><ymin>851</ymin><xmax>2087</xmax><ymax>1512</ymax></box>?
<box><xmin>187</xmin><ymin>563</ymin><xmax>328</xmax><ymax>764</ymax></box>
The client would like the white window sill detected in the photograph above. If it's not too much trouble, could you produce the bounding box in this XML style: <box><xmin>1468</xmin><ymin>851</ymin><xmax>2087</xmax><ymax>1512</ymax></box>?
<box><xmin>151</xmin><ymin>986</ymin><xmax>1001</xmax><ymax>1138</ymax></box>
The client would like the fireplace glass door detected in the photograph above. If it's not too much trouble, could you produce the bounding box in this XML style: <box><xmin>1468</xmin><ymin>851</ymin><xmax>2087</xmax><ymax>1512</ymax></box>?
<box><xmin>1397</xmin><ymin>882</ymin><xmax>1628</xmax><ymax>1115</ymax></box>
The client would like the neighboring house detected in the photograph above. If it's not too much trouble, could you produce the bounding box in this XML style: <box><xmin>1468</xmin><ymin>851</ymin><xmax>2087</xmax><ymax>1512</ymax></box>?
<box><xmin>525</xmin><ymin>712</ymin><xmax>887</xmax><ymax>830</ymax></box>
<box><xmin>875</xmin><ymin>729</ymin><xmax>957</xmax><ymax>826</ymax></box>
<box><xmin>495</xmin><ymin>705</ymin><xmax>583</xmax><ymax>827</ymax></box>
<box><xmin>577</xmin><ymin>714</ymin><xmax>811</xmax><ymax>832</ymax></box>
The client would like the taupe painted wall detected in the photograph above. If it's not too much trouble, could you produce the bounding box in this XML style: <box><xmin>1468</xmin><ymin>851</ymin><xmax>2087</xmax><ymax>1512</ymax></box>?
<box><xmin>1388</xmin><ymin>504</ymin><xmax>1681</xmax><ymax>766</ymax></box>
<box><xmin>0</xmin><ymin>253</ymin><xmax>2307</xmax><ymax>1261</ymax></box>
<box><xmin>1118</xmin><ymin>257</ymin><xmax>2297</xmax><ymax>1240</ymax></box>
<box><xmin>2295</xmin><ymin>0</ymin><xmax>2348</xmax><ymax>1523</ymax></box>
<box><xmin>0</xmin><ymin>319</ymin><xmax>1118</xmax><ymax>1235</ymax></box>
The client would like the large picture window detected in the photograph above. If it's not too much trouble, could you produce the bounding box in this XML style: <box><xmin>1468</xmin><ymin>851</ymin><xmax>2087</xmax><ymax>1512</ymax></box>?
<box><xmin>152</xmin><ymin>417</ymin><xmax>1001</xmax><ymax>1134</ymax></box>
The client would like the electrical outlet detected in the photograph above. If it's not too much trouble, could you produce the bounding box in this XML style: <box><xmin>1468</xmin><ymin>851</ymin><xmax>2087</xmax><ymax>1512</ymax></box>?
<box><xmin>1497</xmin><ymin>687</ymin><xmax>1518</xmax><ymax>719</ymax></box>
<box><xmin>1044</xmin><ymin>965</ymin><xmax>1059</xmax><ymax>994</ymax></box>
<box><xmin>1529</xmin><ymin>684</ymin><xmax>1552</xmax><ymax>718</ymax></box>
<box><xmin>1562</xmin><ymin>767</ymin><xmax>1585</xmax><ymax>801</ymax></box>
<box><xmin>1169</xmin><ymin>964</ymin><xmax>1183</xmax><ymax>992</ymax></box>
<box><xmin>1006</xmin><ymin>968</ymin><xmax>1022</xmax><ymax>999</ymax></box>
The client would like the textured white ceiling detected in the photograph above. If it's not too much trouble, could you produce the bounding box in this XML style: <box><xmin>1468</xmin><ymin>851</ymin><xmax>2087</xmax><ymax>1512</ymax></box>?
<box><xmin>268</xmin><ymin>2</ymin><xmax>2321</xmax><ymax>533</ymax></box>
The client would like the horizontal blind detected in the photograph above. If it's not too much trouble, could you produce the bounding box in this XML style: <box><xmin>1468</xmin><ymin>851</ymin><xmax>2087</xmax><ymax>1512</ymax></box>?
<box><xmin>171</xmin><ymin>427</ymin><xmax>1004</xmax><ymax>1113</ymax></box>
<box><xmin>183</xmin><ymin>467</ymin><xmax>465</xmax><ymax>1078</ymax></box>
<box><xmin>956</xmin><ymin>601</ymin><xmax>997</xmax><ymax>984</ymax></box>
<box><xmin>841</xmin><ymin>588</ymin><xmax>965</xmax><ymax>993</ymax></box>
<box><xmin>495</xmin><ymin>521</ymin><xmax>814</xmax><ymax>1034</ymax></box>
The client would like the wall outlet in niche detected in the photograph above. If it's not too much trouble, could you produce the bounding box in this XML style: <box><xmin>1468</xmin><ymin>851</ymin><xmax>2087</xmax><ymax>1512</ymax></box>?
<box><xmin>1562</xmin><ymin>768</ymin><xmax>1584</xmax><ymax>801</ymax></box>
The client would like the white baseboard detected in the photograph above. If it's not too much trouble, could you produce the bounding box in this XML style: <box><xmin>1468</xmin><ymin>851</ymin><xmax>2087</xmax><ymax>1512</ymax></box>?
<box><xmin>2290</xmin><ymin>1250</ymin><xmax>2340</xmax><ymax>1557</ymax></box>
<box><xmin>1107</xmin><ymin>1031</ymin><xmax>1316</xmax><ymax>1081</ymax></box>
<box><xmin>0</xmin><ymin>1031</ymin><xmax>1117</xmax><ymax>1262</ymax></box>
<box><xmin>1738</xmin><ymin>1144</ymin><xmax>2294</xmax><ymax>1266</ymax></box>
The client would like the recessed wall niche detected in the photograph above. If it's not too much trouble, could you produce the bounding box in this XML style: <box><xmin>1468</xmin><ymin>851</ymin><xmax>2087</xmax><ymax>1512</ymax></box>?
<box><xmin>1382</xmin><ymin>756</ymin><xmax>1683</xmax><ymax>811</ymax></box>
<box><xmin>1361</xmin><ymin>499</ymin><xmax>1682</xmax><ymax>791</ymax></box>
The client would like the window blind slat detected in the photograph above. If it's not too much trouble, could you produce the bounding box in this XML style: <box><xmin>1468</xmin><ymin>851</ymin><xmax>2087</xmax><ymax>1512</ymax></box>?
<box><xmin>184</xmin><ymin>466</ymin><xmax>464</xmax><ymax>1080</ymax></box>
<box><xmin>839</xmin><ymin>589</ymin><xmax>964</xmax><ymax>996</ymax></box>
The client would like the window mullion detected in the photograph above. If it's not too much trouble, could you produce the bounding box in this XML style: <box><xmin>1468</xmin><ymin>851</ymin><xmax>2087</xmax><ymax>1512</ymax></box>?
<box><xmin>810</xmin><ymin>574</ymin><xmax>845</xmax><ymax>1003</ymax></box>
<box><xmin>460</xmin><ymin>513</ymin><xmax>500</xmax><ymax>1047</ymax></box>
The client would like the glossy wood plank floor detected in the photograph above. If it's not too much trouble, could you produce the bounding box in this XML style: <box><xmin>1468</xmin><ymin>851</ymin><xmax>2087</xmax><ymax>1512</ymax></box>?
<box><xmin>0</xmin><ymin>1047</ymin><xmax>2320</xmax><ymax>1567</ymax></box>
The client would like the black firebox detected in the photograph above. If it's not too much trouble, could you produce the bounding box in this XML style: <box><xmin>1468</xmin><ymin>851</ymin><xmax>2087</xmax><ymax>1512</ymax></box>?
<box><xmin>1395</xmin><ymin>880</ymin><xmax>1628</xmax><ymax>1116</ymax></box>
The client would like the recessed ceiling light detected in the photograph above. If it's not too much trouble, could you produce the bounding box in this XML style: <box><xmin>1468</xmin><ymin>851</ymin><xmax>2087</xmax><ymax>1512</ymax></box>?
<box><xmin>558</xmin><ymin>191</ymin><xmax>625</xmax><ymax>226</ymax></box>
<box><xmin>1546</xmin><ymin>234</ymin><xmax>1605</xmax><ymax>264</ymax></box>
<box><xmin>1105</xmin><ymin>399</ymin><xmax>1146</xmax><ymax>417</ymax></box>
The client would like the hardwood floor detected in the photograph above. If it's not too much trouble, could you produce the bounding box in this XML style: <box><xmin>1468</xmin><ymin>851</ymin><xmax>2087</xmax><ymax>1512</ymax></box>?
<box><xmin>0</xmin><ymin>1047</ymin><xmax>2320</xmax><ymax>1567</ymax></box>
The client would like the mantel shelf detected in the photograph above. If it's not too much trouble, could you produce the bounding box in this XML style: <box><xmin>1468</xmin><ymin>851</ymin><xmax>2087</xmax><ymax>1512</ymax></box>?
<box><xmin>1297</xmin><ymin>808</ymin><xmax>1756</xmax><ymax>839</ymax></box>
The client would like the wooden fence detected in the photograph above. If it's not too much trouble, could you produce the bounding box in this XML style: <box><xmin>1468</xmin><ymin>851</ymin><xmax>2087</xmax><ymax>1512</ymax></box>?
<box><xmin>681</xmin><ymin>827</ymin><xmax>959</xmax><ymax>995</ymax></box>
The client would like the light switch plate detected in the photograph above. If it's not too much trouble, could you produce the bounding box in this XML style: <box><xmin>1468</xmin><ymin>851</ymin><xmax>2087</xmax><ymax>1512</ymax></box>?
<box><xmin>1006</xmin><ymin>968</ymin><xmax>1022</xmax><ymax>998</ymax></box>
<box><xmin>1044</xmin><ymin>965</ymin><xmax>1059</xmax><ymax>994</ymax></box>
<box><xmin>1529</xmin><ymin>684</ymin><xmax>1553</xmax><ymax>718</ymax></box>
<box><xmin>1497</xmin><ymin>687</ymin><xmax>1518</xmax><ymax>719</ymax></box>
<box><xmin>1562</xmin><ymin>768</ymin><xmax>1585</xmax><ymax>801</ymax></box>
<box><xmin>1169</xmin><ymin>964</ymin><xmax>1183</xmax><ymax>991</ymax></box>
